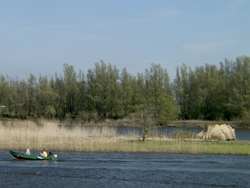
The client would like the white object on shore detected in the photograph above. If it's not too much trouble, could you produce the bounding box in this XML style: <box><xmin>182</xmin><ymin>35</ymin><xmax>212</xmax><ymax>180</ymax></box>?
<box><xmin>197</xmin><ymin>124</ymin><xmax>236</xmax><ymax>141</ymax></box>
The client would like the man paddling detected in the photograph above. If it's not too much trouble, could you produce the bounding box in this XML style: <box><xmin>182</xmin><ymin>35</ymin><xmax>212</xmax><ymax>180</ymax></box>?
<box><xmin>17</xmin><ymin>146</ymin><xmax>30</xmax><ymax>157</ymax></box>
<box><xmin>40</xmin><ymin>149</ymin><xmax>47</xmax><ymax>157</ymax></box>
<box><xmin>25</xmin><ymin>146</ymin><xmax>30</xmax><ymax>155</ymax></box>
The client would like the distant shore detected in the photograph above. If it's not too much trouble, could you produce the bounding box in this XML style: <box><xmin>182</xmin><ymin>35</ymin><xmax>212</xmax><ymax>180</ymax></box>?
<box><xmin>1</xmin><ymin>118</ymin><xmax>249</xmax><ymax>129</ymax></box>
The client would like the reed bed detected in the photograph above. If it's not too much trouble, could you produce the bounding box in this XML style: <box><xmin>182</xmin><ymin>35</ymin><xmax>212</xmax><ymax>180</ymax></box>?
<box><xmin>0</xmin><ymin>119</ymin><xmax>132</xmax><ymax>151</ymax></box>
<box><xmin>0</xmin><ymin>119</ymin><xmax>249</xmax><ymax>155</ymax></box>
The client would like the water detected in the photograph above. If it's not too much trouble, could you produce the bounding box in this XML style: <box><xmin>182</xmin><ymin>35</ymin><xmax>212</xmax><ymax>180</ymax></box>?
<box><xmin>116</xmin><ymin>126</ymin><xmax>250</xmax><ymax>141</ymax></box>
<box><xmin>234</xmin><ymin>129</ymin><xmax>250</xmax><ymax>141</ymax></box>
<box><xmin>1</xmin><ymin>151</ymin><xmax>250</xmax><ymax>188</ymax></box>
<box><xmin>62</xmin><ymin>124</ymin><xmax>250</xmax><ymax>140</ymax></box>
<box><xmin>116</xmin><ymin>126</ymin><xmax>203</xmax><ymax>136</ymax></box>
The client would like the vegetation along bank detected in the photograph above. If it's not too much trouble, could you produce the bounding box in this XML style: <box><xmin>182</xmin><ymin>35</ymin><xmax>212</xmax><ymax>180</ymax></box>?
<box><xmin>0</xmin><ymin>119</ymin><xmax>249</xmax><ymax>155</ymax></box>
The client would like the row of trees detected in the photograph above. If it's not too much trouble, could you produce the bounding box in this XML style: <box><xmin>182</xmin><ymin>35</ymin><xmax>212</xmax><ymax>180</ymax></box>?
<box><xmin>0</xmin><ymin>61</ymin><xmax>178</xmax><ymax>123</ymax></box>
<box><xmin>0</xmin><ymin>56</ymin><xmax>250</xmax><ymax>122</ymax></box>
<box><xmin>173</xmin><ymin>56</ymin><xmax>250</xmax><ymax>120</ymax></box>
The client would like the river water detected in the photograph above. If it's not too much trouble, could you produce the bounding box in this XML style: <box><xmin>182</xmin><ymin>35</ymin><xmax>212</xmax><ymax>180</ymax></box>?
<box><xmin>61</xmin><ymin>124</ymin><xmax>250</xmax><ymax>140</ymax></box>
<box><xmin>115</xmin><ymin>126</ymin><xmax>250</xmax><ymax>141</ymax></box>
<box><xmin>1</xmin><ymin>151</ymin><xmax>250</xmax><ymax>188</ymax></box>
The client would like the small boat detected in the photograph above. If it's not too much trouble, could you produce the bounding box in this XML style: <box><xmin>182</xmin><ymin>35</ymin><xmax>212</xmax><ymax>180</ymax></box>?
<box><xmin>9</xmin><ymin>150</ymin><xmax>57</xmax><ymax>160</ymax></box>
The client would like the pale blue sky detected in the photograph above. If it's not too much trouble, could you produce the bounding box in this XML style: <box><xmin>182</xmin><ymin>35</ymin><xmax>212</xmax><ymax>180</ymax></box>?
<box><xmin>1</xmin><ymin>0</ymin><xmax>249</xmax><ymax>80</ymax></box>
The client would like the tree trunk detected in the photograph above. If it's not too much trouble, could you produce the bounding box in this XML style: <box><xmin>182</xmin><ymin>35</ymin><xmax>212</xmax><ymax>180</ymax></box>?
<box><xmin>143</xmin><ymin>135</ymin><xmax>146</xmax><ymax>141</ymax></box>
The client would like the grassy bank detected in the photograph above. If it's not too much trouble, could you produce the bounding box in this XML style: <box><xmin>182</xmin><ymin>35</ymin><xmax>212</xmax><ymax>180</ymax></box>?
<box><xmin>0</xmin><ymin>119</ymin><xmax>249</xmax><ymax>155</ymax></box>
<box><xmin>75</xmin><ymin>141</ymin><xmax>250</xmax><ymax>155</ymax></box>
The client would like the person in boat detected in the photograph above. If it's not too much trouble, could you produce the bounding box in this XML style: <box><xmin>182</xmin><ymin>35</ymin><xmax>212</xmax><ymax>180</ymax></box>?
<box><xmin>48</xmin><ymin>149</ymin><xmax>53</xmax><ymax>157</ymax></box>
<box><xmin>40</xmin><ymin>149</ymin><xmax>47</xmax><ymax>157</ymax></box>
<box><xmin>25</xmin><ymin>146</ymin><xmax>30</xmax><ymax>155</ymax></box>
<box><xmin>17</xmin><ymin>146</ymin><xmax>30</xmax><ymax>157</ymax></box>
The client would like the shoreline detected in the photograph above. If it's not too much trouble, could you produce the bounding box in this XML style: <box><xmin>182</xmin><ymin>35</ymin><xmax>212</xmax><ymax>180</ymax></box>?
<box><xmin>2</xmin><ymin>139</ymin><xmax>250</xmax><ymax>155</ymax></box>
<box><xmin>0</xmin><ymin>118</ymin><xmax>249</xmax><ymax>129</ymax></box>
<box><xmin>1</xmin><ymin>119</ymin><xmax>249</xmax><ymax>155</ymax></box>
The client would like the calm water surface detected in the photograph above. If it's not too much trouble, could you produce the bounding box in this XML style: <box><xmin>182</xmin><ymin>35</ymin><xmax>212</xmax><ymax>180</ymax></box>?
<box><xmin>116</xmin><ymin>126</ymin><xmax>250</xmax><ymax>141</ymax></box>
<box><xmin>1</xmin><ymin>151</ymin><xmax>250</xmax><ymax>188</ymax></box>
<box><xmin>63</xmin><ymin>125</ymin><xmax>250</xmax><ymax>140</ymax></box>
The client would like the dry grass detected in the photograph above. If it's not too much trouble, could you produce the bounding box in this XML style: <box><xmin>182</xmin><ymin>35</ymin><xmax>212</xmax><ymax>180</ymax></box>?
<box><xmin>0</xmin><ymin>119</ymin><xmax>249</xmax><ymax>155</ymax></box>
<box><xmin>0</xmin><ymin>119</ymin><xmax>139</xmax><ymax>151</ymax></box>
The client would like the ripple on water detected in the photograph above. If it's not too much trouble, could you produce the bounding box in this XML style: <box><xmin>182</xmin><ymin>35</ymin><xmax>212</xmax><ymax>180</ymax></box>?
<box><xmin>0</xmin><ymin>151</ymin><xmax>249</xmax><ymax>188</ymax></box>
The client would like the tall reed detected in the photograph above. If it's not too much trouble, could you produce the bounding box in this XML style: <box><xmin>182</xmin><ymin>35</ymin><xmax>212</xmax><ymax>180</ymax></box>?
<box><xmin>0</xmin><ymin>120</ymin><xmax>249</xmax><ymax>155</ymax></box>
<box><xmin>0</xmin><ymin>119</ymin><xmax>122</xmax><ymax>151</ymax></box>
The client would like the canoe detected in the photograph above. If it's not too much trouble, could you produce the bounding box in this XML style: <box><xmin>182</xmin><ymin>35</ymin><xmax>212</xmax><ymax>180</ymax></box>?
<box><xmin>9</xmin><ymin>150</ymin><xmax>55</xmax><ymax>160</ymax></box>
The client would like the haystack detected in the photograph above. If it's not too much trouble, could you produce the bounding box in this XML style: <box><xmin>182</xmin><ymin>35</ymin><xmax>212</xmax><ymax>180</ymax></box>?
<box><xmin>197</xmin><ymin>124</ymin><xmax>236</xmax><ymax>141</ymax></box>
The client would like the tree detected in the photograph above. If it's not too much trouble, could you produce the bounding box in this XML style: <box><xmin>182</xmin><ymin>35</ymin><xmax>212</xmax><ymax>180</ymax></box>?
<box><xmin>202</xmin><ymin>64</ymin><xmax>220</xmax><ymax>120</ymax></box>
<box><xmin>36</xmin><ymin>75</ymin><xmax>58</xmax><ymax>119</ymax></box>
<box><xmin>27</xmin><ymin>74</ymin><xmax>37</xmax><ymax>117</ymax></box>
<box><xmin>145</xmin><ymin>63</ymin><xmax>178</xmax><ymax>123</ymax></box>
<box><xmin>172</xmin><ymin>64</ymin><xmax>190</xmax><ymax>119</ymax></box>
<box><xmin>0</xmin><ymin>75</ymin><xmax>9</xmax><ymax>116</ymax></box>
<box><xmin>106</xmin><ymin>63</ymin><xmax>122</xmax><ymax>118</ymax></box>
<box><xmin>131</xmin><ymin>73</ymin><xmax>146</xmax><ymax>108</ymax></box>
<box><xmin>75</xmin><ymin>69</ymin><xmax>88</xmax><ymax>121</ymax></box>
<box><xmin>87</xmin><ymin>61</ymin><xmax>122</xmax><ymax>119</ymax></box>
<box><xmin>134</xmin><ymin>105</ymin><xmax>156</xmax><ymax>141</ymax></box>
<box><xmin>15</xmin><ymin>79</ymin><xmax>28</xmax><ymax>118</ymax></box>
<box><xmin>63</xmin><ymin>64</ymin><xmax>78</xmax><ymax>117</ymax></box>
<box><xmin>52</xmin><ymin>73</ymin><xmax>65</xmax><ymax>118</ymax></box>
<box><xmin>120</xmin><ymin>68</ymin><xmax>133</xmax><ymax>116</ymax></box>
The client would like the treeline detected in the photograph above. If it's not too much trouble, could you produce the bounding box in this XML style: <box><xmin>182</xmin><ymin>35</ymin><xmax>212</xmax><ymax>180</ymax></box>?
<box><xmin>0</xmin><ymin>61</ymin><xmax>178</xmax><ymax>123</ymax></box>
<box><xmin>173</xmin><ymin>56</ymin><xmax>250</xmax><ymax>120</ymax></box>
<box><xmin>0</xmin><ymin>56</ymin><xmax>250</xmax><ymax>122</ymax></box>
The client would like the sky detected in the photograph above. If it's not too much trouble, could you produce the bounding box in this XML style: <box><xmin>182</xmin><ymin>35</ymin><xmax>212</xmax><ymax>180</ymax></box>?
<box><xmin>0</xmin><ymin>0</ymin><xmax>249</xmax><ymax>81</ymax></box>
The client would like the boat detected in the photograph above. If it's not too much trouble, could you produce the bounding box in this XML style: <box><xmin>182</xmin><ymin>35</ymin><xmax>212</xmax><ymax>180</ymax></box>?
<box><xmin>9</xmin><ymin>150</ymin><xmax>57</xmax><ymax>160</ymax></box>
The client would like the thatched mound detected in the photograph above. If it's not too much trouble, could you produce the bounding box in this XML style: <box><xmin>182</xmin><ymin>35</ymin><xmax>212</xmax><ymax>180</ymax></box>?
<box><xmin>197</xmin><ymin>124</ymin><xmax>236</xmax><ymax>141</ymax></box>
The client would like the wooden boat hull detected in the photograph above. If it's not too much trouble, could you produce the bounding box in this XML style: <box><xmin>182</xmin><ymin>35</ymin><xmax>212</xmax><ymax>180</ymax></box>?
<box><xmin>10</xmin><ymin>150</ymin><xmax>53</xmax><ymax>160</ymax></box>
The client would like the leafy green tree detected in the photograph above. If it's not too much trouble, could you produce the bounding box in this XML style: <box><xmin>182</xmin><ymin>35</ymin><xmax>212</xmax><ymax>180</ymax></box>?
<box><xmin>89</xmin><ymin>61</ymin><xmax>110</xmax><ymax>119</ymax></box>
<box><xmin>26</xmin><ymin>74</ymin><xmax>37</xmax><ymax>117</ymax></box>
<box><xmin>52</xmin><ymin>73</ymin><xmax>66</xmax><ymax>118</ymax></box>
<box><xmin>203</xmin><ymin>64</ymin><xmax>220</xmax><ymax>120</ymax></box>
<box><xmin>13</xmin><ymin>79</ymin><xmax>28</xmax><ymax>118</ymax></box>
<box><xmin>172</xmin><ymin>64</ymin><xmax>190</xmax><ymax>119</ymax></box>
<box><xmin>172</xmin><ymin>66</ymin><xmax>182</xmax><ymax>117</ymax></box>
<box><xmin>87</xmin><ymin>61</ymin><xmax>122</xmax><ymax>119</ymax></box>
<box><xmin>106</xmin><ymin>63</ymin><xmax>122</xmax><ymax>118</ymax></box>
<box><xmin>242</xmin><ymin>56</ymin><xmax>250</xmax><ymax>111</ymax></box>
<box><xmin>120</xmin><ymin>68</ymin><xmax>133</xmax><ymax>116</ymax></box>
<box><xmin>187</xmin><ymin>67</ymin><xmax>199</xmax><ymax>119</ymax></box>
<box><xmin>63</xmin><ymin>64</ymin><xmax>78</xmax><ymax>117</ymax></box>
<box><xmin>131</xmin><ymin>73</ymin><xmax>146</xmax><ymax>108</ymax></box>
<box><xmin>75</xmin><ymin>69</ymin><xmax>88</xmax><ymax>121</ymax></box>
<box><xmin>0</xmin><ymin>75</ymin><xmax>9</xmax><ymax>116</ymax></box>
<box><xmin>145</xmin><ymin>63</ymin><xmax>179</xmax><ymax>123</ymax></box>
<box><xmin>86</xmin><ymin>69</ymin><xmax>98</xmax><ymax>121</ymax></box>
<box><xmin>36</xmin><ymin>75</ymin><xmax>58</xmax><ymax>119</ymax></box>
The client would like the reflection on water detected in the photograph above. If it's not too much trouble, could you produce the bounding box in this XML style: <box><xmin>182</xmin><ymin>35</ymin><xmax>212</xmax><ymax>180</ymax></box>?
<box><xmin>0</xmin><ymin>151</ymin><xmax>250</xmax><ymax>188</ymax></box>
